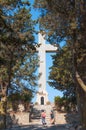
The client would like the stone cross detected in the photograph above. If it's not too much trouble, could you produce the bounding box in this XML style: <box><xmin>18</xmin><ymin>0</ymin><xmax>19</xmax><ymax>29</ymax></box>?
<box><xmin>36</xmin><ymin>32</ymin><xmax>58</xmax><ymax>105</ymax></box>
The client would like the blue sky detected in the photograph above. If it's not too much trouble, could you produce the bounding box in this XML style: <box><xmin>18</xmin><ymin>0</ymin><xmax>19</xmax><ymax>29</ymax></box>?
<box><xmin>29</xmin><ymin>0</ymin><xmax>63</xmax><ymax>103</ymax></box>
<box><xmin>46</xmin><ymin>53</ymin><xmax>63</xmax><ymax>102</ymax></box>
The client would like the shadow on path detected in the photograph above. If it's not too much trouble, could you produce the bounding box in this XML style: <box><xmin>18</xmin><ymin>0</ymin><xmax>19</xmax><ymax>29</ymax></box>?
<box><xmin>5</xmin><ymin>124</ymin><xmax>66</xmax><ymax>130</ymax></box>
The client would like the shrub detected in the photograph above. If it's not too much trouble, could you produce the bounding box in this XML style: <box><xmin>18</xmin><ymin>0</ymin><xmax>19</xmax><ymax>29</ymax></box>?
<box><xmin>54</xmin><ymin>96</ymin><xmax>65</xmax><ymax>111</ymax></box>
<box><xmin>46</xmin><ymin>101</ymin><xmax>51</xmax><ymax>105</ymax></box>
<box><xmin>35</xmin><ymin>102</ymin><xmax>38</xmax><ymax>105</ymax></box>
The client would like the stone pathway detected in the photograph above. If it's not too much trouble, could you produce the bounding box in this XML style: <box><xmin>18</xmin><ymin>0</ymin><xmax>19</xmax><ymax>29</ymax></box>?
<box><xmin>31</xmin><ymin>104</ymin><xmax>53</xmax><ymax>125</ymax></box>
<box><xmin>31</xmin><ymin>104</ymin><xmax>67</xmax><ymax>125</ymax></box>
<box><xmin>5</xmin><ymin>124</ymin><xmax>67</xmax><ymax>130</ymax></box>
<box><xmin>4</xmin><ymin>104</ymin><xmax>81</xmax><ymax>130</ymax></box>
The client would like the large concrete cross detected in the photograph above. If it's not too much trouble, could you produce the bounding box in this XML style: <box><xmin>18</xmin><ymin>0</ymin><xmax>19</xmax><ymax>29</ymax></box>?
<box><xmin>36</xmin><ymin>32</ymin><xmax>58</xmax><ymax>105</ymax></box>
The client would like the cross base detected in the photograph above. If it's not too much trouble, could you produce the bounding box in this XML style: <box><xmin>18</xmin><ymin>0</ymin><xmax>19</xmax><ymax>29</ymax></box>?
<box><xmin>36</xmin><ymin>91</ymin><xmax>49</xmax><ymax>105</ymax></box>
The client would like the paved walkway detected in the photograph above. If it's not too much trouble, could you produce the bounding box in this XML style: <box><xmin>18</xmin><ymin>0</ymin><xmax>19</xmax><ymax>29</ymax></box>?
<box><xmin>6</xmin><ymin>124</ymin><xmax>67</xmax><ymax>130</ymax></box>
<box><xmin>4</xmin><ymin>104</ymin><xmax>70</xmax><ymax>130</ymax></box>
<box><xmin>31</xmin><ymin>104</ymin><xmax>67</xmax><ymax>125</ymax></box>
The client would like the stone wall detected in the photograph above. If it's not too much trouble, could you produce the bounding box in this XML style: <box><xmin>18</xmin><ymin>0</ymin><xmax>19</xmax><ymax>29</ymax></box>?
<box><xmin>7</xmin><ymin>112</ymin><xmax>30</xmax><ymax>128</ymax></box>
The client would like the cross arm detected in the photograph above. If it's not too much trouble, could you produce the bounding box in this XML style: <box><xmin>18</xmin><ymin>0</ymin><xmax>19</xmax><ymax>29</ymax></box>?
<box><xmin>45</xmin><ymin>44</ymin><xmax>58</xmax><ymax>52</ymax></box>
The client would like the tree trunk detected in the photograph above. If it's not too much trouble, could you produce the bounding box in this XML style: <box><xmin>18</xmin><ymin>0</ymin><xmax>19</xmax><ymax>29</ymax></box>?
<box><xmin>3</xmin><ymin>99</ymin><xmax>7</xmax><ymax>128</ymax></box>
<box><xmin>72</xmin><ymin>26</ymin><xmax>86</xmax><ymax>129</ymax></box>
<box><xmin>76</xmin><ymin>71</ymin><xmax>86</xmax><ymax>92</ymax></box>
<box><xmin>77</xmin><ymin>82</ymin><xmax>86</xmax><ymax>129</ymax></box>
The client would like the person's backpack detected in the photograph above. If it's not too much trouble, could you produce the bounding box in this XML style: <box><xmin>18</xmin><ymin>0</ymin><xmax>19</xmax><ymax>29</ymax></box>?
<box><xmin>51</xmin><ymin>113</ymin><xmax>54</xmax><ymax>118</ymax></box>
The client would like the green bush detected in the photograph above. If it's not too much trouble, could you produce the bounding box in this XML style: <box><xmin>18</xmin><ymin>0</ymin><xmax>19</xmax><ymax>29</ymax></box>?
<box><xmin>35</xmin><ymin>102</ymin><xmax>38</xmax><ymax>105</ymax></box>
<box><xmin>54</xmin><ymin>96</ymin><xmax>65</xmax><ymax>111</ymax></box>
<box><xmin>46</xmin><ymin>101</ymin><xmax>51</xmax><ymax>105</ymax></box>
<box><xmin>54</xmin><ymin>96</ymin><xmax>76</xmax><ymax>112</ymax></box>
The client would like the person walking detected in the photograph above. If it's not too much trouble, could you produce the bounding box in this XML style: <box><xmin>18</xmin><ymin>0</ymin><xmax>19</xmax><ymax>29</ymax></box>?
<box><xmin>50</xmin><ymin>110</ymin><xmax>55</xmax><ymax>124</ymax></box>
<box><xmin>41</xmin><ymin>110</ymin><xmax>46</xmax><ymax>125</ymax></box>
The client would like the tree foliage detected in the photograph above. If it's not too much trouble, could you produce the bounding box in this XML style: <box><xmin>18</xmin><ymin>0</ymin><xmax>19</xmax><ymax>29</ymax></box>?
<box><xmin>54</xmin><ymin>96</ymin><xmax>76</xmax><ymax>112</ymax></box>
<box><xmin>0</xmin><ymin>0</ymin><xmax>38</xmax><ymax>96</ymax></box>
<box><xmin>49</xmin><ymin>44</ymin><xmax>76</xmax><ymax>96</ymax></box>
<box><xmin>0</xmin><ymin>0</ymin><xmax>38</xmax><ymax>128</ymax></box>
<box><xmin>49</xmin><ymin>44</ymin><xmax>77</xmax><ymax>110</ymax></box>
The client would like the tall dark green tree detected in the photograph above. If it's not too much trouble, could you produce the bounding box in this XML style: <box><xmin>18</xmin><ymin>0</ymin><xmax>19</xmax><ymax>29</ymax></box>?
<box><xmin>49</xmin><ymin>44</ymin><xmax>77</xmax><ymax>110</ymax></box>
<box><xmin>0</xmin><ymin>0</ymin><xmax>38</xmax><ymax>128</ymax></box>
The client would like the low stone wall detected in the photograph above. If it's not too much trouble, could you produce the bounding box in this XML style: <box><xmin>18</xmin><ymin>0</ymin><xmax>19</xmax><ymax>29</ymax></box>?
<box><xmin>7</xmin><ymin>112</ymin><xmax>30</xmax><ymax>128</ymax></box>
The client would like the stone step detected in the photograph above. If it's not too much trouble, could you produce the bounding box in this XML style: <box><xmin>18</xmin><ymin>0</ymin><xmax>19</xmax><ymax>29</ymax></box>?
<box><xmin>31</xmin><ymin>104</ymin><xmax>55</xmax><ymax>125</ymax></box>
<box><xmin>31</xmin><ymin>104</ymin><xmax>67</xmax><ymax>125</ymax></box>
